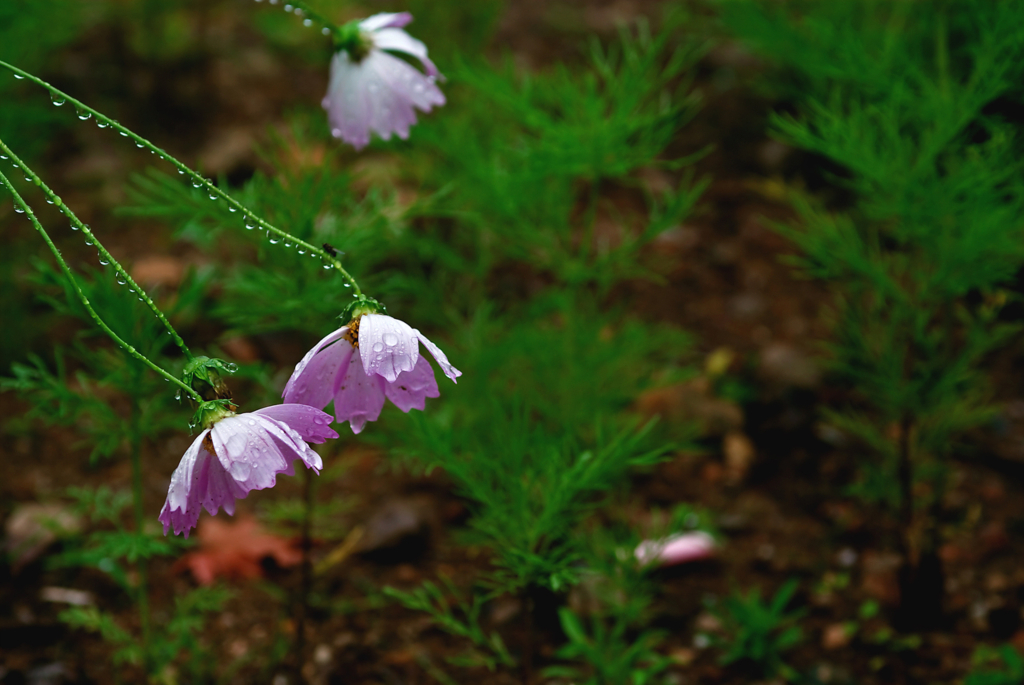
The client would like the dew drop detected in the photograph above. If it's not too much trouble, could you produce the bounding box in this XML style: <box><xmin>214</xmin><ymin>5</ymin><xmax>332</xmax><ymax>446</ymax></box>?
<box><xmin>0</xmin><ymin>154</ymin><xmax>7</xmax><ymax>160</ymax></box>
<box><xmin>228</xmin><ymin>206</ymin><xmax>237</xmax><ymax>213</ymax></box>
<box><xmin>372</xmin><ymin>342</ymin><xmax>384</xmax><ymax>353</ymax></box>
<box><xmin>296</xmin><ymin>247</ymin><xmax>305</xmax><ymax>254</ymax></box>
<box><xmin>84</xmin><ymin>237</ymin><xmax>94</xmax><ymax>246</ymax></box>
<box><xmin>50</xmin><ymin>92</ymin><xmax>65</xmax><ymax>106</ymax></box>
<box><xmin>209</xmin><ymin>191</ymin><xmax>218</xmax><ymax>200</ymax></box>
<box><xmin>97</xmin><ymin>120</ymin><xmax>109</xmax><ymax>129</ymax></box>
<box><xmin>116</xmin><ymin>273</ymin><xmax>127</xmax><ymax>285</ymax></box>
<box><xmin>383</xmin><ymin>332</ymin><xmax>399</xmax><ymax>347</ymax></box>
<box><xmin>248</xmin><ymin>419</ymin><xmax>256</xmax><ymax>426</ymax></box>
<box><xmin>322</xmin><ymin>27</ymin><xmax>330</xmax><ymax>36</ymax></box>
<box><xmin>229</xmin><ymin>461</ymin><xmax>252</xmax><ymax>480</ymax></box>
<box><xmin>284</xmin><ymin>3</ymin><xmax>293</xmax><ymax>10</ymax></box>
<box><xmin>323</xmin><ymin>262</ymin><xmax>333</xmax><ymax>270</ymax></box>
<box><xmin>119</xmin><ymin>130</ymin><xmax>129</xmax><ymax>137</ymax></box>
<box><xmin>268</xmin><ymin>234</ymin><xmax>280</xmax><ymax>244</ymax></box>
<box><xmin>244</xmin><ymin>220</ymin><xmax>255</xmax><ymax>230</ymax></box>
<box><xmin>13</xmin><ymin>74</ymin><xmax>25</xmax><ymax>80</ymax></box>
<box><xmin>98</xmin><ymin>254</ymin><xmax>110</xmax><ymax>265</ymax></box>
<box><xmin>14</xmin><ymin>207</ymin><xmax>24</xmax><ymax>214</ymax></box>
<box><xmin>177</xmin><ymin>169</ymin><xmax>185</xmax><ymax>175</ymax></box>
<box><xmin>135</xmin><ymin>142</ymin><xmax>145</xmax><ymax>148</ymax></box>
<box><xmin>191</xmin><ymin>178</ymin><xmax>202</xmax><ymax>188</ymax></box>
<box><xmin>303</xmin><ymin>18</ymin><xmax>312</xmax><ymax>26</ymax></box>
<box><xmin>76</xmin><ymin>108</ymin><xmax>91</xmax><ymax>121</ymax></box>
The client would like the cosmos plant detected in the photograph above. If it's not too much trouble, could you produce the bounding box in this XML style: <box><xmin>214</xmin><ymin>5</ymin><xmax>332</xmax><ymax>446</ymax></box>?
<box><xmin>323</xmin><ymin>12</ymin><xmax>445</xmax><ymax>149</ymax></box>
<box><xmin>0</xmin><ymin>2</ymin><xmax>459</xmax><ymax>536</ymax></box>
<box><xmin>284</xmin><ymin>299</ymin><xmax>461</xmax><ymax>434</ymax></box>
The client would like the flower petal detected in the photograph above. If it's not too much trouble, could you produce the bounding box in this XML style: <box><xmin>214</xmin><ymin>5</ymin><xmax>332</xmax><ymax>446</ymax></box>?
<box><xmin>385</xmin><ymin>354</ymin><xmax>440</xmax><ymax>412</ymax></box>
<box><xmin>254</xmin><ymin>404</ymin><xmax>338</xmax><ymax>444</ymax></box>
<box><xmin>373</xmin><ymin>28</ymin><xmax>440</xmax><ymax>77</ymax></box>
<box><xmin>360</xmin><ymin>12</ymin><xmax>413</xmax><ymax>31</ymax></box>
<box><xmin>165</xmin><ymin>432</ymin><xmax>206</xmax><ymax>513</ymax></box>
<box><xmin>210</xmin><ymin>416</ymin><xmax>287</xmax><ymax>491</ymax></box>
<box><xmin>159</xmin><ymin>438</ymin><xmax>249</xmax><ymax>537</ymax></box>
<box><xmin>415</xmin><ymin>330</ymin><xmax>461</xmax><ymax>382</ymax></box>
<box><xmin>333</xmin><ymin>350</ymin><xmax>387</xmax><ymax>433</ymax></box>
<box><xmin>635</xmin><ymin>532</ymin><xmax>716</xmax><ymax>567</ymax></box>
<box><xmin>252</xmin><ymin>414</ymin><xmax>324</xmax><ymax>474</ymax></box>
<box><xmin>283</xmin><ymin>327</ymin><xmax>351</xmax><ymax>408</ymax></box>
<box><xmin>323</xmin><ymin>52</ymin><xmax>375</xmax><ymax>149</ymax></box>
<box><xmin>359</xmin><ymin>313</ymin><xmax>420</xmax><ymax>382</ymax></box>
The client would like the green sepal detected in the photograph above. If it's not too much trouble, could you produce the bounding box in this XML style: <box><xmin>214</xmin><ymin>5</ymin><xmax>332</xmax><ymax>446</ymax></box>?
<box><xmin>332</xmin><ymin>20</ymin><xmax>373</xmax><ymax>62</ymax></box>
<box><xmin>181</xmin><ymin>356</ymin><xmax>238</xmax><ymax>402</ymax></box>
<box><xmin>338</xmin><ymin>295</ymin><xmax>387</xmax><ymax>324</ymax></box>
<box><xmin>188</xmin><ymin>399</ymin><xmax>236</xmax><ymax>434</ymax></box>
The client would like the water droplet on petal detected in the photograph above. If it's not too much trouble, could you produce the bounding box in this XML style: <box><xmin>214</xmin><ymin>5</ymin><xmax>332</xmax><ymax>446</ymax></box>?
<box><xmin>383</xmin><ymin>332</ymin><xmax>399</xmax><ymax>347</ymax></box>
<box><xmin>229</xmin><ymin>461</ymin><xmax>252</xmax><ymax>480</ymax></box>
<box><xmin>372</xmin><ymin>342</ymin><xmax>384</xmax><ymax>353</ymax></box>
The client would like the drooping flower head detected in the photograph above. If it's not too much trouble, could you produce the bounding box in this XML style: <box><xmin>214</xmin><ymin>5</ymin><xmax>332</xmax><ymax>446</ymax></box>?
<box><xmin>159</xmin><ymin>400</ymin><xmax>337</xmax><ymax>537</ymax></box>
<box><xmin>284</xmin><ymin>297</ymin><xmax>461</xmax><ymax>434</ymax></box>
<box><xmin>324</xmin><ymin>12</ymin><xmax>445</xmax><ymax>150</ymax></box>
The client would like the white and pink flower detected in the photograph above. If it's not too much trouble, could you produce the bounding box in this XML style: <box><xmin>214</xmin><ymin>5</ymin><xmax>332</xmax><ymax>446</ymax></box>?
<box><xmin>284</xmin><ymin>312</ymin><xmax>460</xmax><ymax>434</ymax></box>
<box><xmin>324</xmin><ymin>12</ymin><xmax>445</xmax><ymax>150</ymax></box>
<box><xmin>159</xmin><ymin>404</ymin><xmax>337</xmax><ymax>537</ymax></box>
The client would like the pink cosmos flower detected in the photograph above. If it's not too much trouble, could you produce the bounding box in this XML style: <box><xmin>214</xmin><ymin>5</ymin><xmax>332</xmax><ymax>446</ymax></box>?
<box><xmin>284</xmin><ymin>313</ymin><xmax>461</xmax><ymax>434</ymax></box>
<box><xmin>159</xmin><ymin>404</ymin><xmax>337</xmax><ymax>537</ymax></box>
<box><xmin>634</xmin><ymin>531</ymin><xmax>717</xmax><ymax>567</ymax></box>
<box><xmin>323</xmin><ymin>12</ymin><xmax>445</xmax><ymax>150</ymax></box>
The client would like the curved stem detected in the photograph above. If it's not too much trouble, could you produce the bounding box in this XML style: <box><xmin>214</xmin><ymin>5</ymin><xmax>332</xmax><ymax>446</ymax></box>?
<box><xmin>264</xmin><ymin>0</ymin><xmax>340</xmax><ymax>33</ymax></box>
<box><xmin>0</xmin><ymin>169</ymin><xmax>203</xmax><ymax>403</ymax></box>
<box><xmin>0</xmin><ymin>138</ymin><xmax>196</xmax><ymax>361</ymax></box>
<box><xmin>0</xmin><ymin>59</ymin><xmax>363</xmax><ymax>296</ymax></box>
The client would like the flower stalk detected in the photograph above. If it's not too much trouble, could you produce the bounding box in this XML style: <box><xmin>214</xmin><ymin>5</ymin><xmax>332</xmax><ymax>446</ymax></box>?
<box><xmin>0</xmin><ymin>59</ymin><xmax>362</xmax><ymax>295</ymax></box>
<box><xmin>0</xmin><ymin>137</ymin><xmax>196</xmax><ymax>361</ymax></box>
<box><xmin>0</xmin><ymin>167</ymin><xmax>203</xmax><ymax>403</ymax></box>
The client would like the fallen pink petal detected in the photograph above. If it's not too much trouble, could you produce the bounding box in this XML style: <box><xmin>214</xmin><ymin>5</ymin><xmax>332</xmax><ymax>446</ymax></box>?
<box><xmin>635</xmin><ymin>531</ymin><xmax>717</xmax><ymax>567</ymax></box>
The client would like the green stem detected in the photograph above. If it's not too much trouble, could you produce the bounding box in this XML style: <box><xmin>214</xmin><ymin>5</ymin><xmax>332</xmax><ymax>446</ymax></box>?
<box><xmin>0</xmin><ymin>59</ymin><xmax>362</xmax><ymax>296</ymax></box>
<box><xmin>0</xmin><ymin>168</ymin><xmax>203</xmax><ymax>403</ymax></box>
<box><xmin>266</xmin><ymin>0</ymin><xmax>340</xmax><ymax>33</ymax></box>
<box><xmin>128</xmin><ymin>366</ymin><xmax>151</xmax><ymax>666</ymax></box>
<box><xmin>0</xmin><ymin>138</ymin><xmax>195</xmax><ymax>361</ymax></box>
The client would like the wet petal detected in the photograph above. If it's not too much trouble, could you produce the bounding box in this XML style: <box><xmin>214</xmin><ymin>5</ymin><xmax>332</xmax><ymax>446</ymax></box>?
<box><xmin>385</xmin><ymin>354</ymin><xmax>440</xmax><ymax>412</ymax></box>
<box><xmin>210</xmin><ymin>416</ymin><xmax>286</xmax><ymax>491</ymax></box>
<box><xmin>359</xmin><ymin>313</ymin><xmax>419</xmax><ymax>382</ymax></box>
<box><xmin>373</xmin><ymin>28</ymin><xmax>440</xmax><ymax>77</ymax></box>
<box><xmin>283</xmin><ymin>327</ymin><xmax>351</xmax><ymax>408</ymax></box>
<box><xmin>334</xmin><ymin>351</ymin><xmax>387</xmax><ymax>433</ymax></box>
<box><xmin>416</xmin><ymin>330</ymin><xmax>461</xmax><ymax>383</ymax></box>
<box><xmin>360</xmin><ymin>12</ymin><xmax>412</xmax><ymax>31</ymax></box>
<box><xmin>255</xmin><ymin>404</ymin><xmax>338</xmax><ymax>444</ymax></box>
<box><xmin>252</xmin><ymin>414</ymin><xmax>324</xmax><ymax>473</ymax></box>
